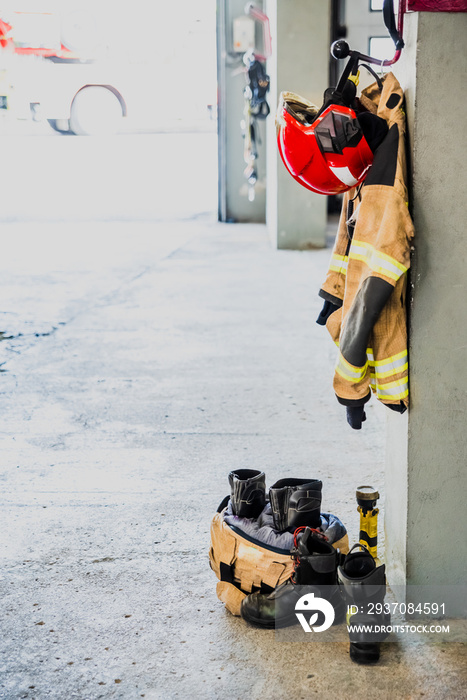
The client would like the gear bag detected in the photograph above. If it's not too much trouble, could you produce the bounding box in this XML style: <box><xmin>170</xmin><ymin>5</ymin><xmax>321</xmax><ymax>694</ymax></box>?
<box><xmin>209</xmin><ymin>496</ymin><xmax>349</xmax><ymax>616</ymax></box>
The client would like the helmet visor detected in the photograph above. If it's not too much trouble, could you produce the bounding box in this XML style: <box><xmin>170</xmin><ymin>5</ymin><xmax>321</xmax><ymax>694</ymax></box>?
<box><xmin>314</xmin><ymin>110</ymin><xmax>362</xmax><ymax>155</ymax></box>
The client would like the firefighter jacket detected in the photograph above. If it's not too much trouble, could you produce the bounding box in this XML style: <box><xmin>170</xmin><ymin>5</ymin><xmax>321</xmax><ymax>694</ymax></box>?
<box><xmin>318</xmin><ymin>73</ymin><xmax>415</xmax><ymax>416</ymax></box>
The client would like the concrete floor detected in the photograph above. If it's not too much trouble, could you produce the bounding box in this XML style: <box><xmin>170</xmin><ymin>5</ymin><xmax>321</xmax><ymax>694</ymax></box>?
<box><xmin>0</xmin><ymin>219</ymin><xmax>465</xmax><ymax>700</ymax></box>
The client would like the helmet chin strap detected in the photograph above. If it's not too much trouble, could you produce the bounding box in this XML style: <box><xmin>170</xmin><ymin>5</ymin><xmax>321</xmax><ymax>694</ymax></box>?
<box><xmin>359</xmin><ymin>64</ymin><xmax>384</xmax><ymax>92</ymax></box>
<box><xmin>318</xmin><ymin>50</ymin><xmax>386</xmax><ymax>123</ymax></box>
<box><xmin>334</xmin><ymin>54</ymin><xmax>360</xmax><ymax>104</ymax></box>
<box><xmin>314</xmin><ymin>53</ymin><xmax>360</xmax><ymax>121</ymax></box>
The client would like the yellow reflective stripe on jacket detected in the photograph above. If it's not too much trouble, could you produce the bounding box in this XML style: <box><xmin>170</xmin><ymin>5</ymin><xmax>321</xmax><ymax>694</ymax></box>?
<box><xmin>335</xmin><ymin>352</ymin><xmax>368</xmax><ymax>383</ymax></box>
<box><xmin>349</xmin><ymin>240</ymin><xmax>407</xmax><ymax>282</ymax></box>
<box><xmin>367</xmin><ymin>349</ymin><xmax>408</xmax><ymax>379</ymax></box>
<box><xmin>374</xmin><ymin>377</ymin><xmax>409</xmax><ymax>400</ymax></box>
<box><xmin>329</xmin><ymin>253</ymin><xmax>349</xmax><ymax>276</ymax></box>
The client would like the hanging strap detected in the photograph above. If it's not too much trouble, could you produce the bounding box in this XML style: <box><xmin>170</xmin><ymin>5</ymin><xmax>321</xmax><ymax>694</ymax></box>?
<box><xmin>383</xmin><ymin>0</ymin><xmax>405</xmax><ymax>51</ymax></box>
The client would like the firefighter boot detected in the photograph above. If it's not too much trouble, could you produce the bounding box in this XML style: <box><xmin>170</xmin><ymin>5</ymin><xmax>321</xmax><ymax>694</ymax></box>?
<box><xmin>228</xmin><ymin>469</ymin><xmax>266</xmax><ymax>519</ymax></box>
<box><xmin>338</xmin><ymin>544</ymin><xmax>391</xmax><ymax>664</ymax></box>
<box><xmin>240</xmin><ymin>526</ymin><xmax>345</xmax><ymax>628</ymax></box>
<box><xmin>269</xmin><ymin>478</ymin><xmax>322</xmax><ymax>532</ymax></box>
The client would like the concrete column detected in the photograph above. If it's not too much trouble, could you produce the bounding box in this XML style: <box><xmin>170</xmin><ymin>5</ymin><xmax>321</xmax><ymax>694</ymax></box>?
<box><xmin>265</xmin><ymin>0</ymin><xmax>330</xmax><ymax>250</ymax></box>
<box><xmin>217</xmin><ymin>0</ymin><xmax>267</xmax><ymax>223</ymax></box>
<box><xmin>385</xmin><ymin>11</ymin><xmax>467</xmax><ymax>613</ymax></box>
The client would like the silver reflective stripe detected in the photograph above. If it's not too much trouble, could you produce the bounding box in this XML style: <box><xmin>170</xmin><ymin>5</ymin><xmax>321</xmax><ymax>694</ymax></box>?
<box><xmin>329</xmin><ymin>253</ymin><xmax>348</xmax><ymax>275</ymax></box>
<box><xmin>329</xmin><ymin>166</ymin><xmax>358</xmax><ymax>187</ymax></box>
<box><xmin>336</xmin><ymin>353</ymin><xmax>367</xmax><ymax>383</ymax></box>
<box><xmin>350</xmin><ymin>240</ymin><xmax>407</xmax><ymax>282</ymax></box>
<box><xmin>376</xmin><ymin>379</ymin><xmax>409</xmax><ymax>398</ymax></box>
<box><xmin>372</xmin><ymin>351</ymin><xmax>408</xmax><ymax>378</ymax></box>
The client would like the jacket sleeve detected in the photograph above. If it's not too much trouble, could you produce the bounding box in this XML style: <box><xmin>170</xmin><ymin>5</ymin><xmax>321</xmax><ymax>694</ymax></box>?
<box><xmin>333</xmin><ymin>184</ymin><xmax>414</xmax><ymax>407</ymax></box>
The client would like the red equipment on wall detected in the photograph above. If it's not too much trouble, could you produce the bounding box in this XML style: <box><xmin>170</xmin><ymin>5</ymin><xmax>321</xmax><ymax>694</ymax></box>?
<box><xmin>277</xmin><ymin>101</ymin><xmax>375</xmax><ymax>195</ymax></box>
<box><xmin>405</xmin><ymin>0</ymin><xmax>467</xmax><ymax>11</ymax></box>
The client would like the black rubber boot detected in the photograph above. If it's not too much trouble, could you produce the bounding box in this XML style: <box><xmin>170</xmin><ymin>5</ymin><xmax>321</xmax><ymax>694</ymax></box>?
<box><xmin>269</xmin><ymin>478</ymin><xmax>322</xmax><ymax>532</ymax></box>
<box><xmin>228</xmin><ymin>469</ymin><xmax>266</xmax><ymax>519</ymax></box>
<box><xmin>337</xmin><ymin>544</ymin><xmax>391</xmax><ymax>664</ymax></box>
<box><xmin>240</xmin><ymin>526</ymin><xmax>345</xmax><ymax>629</ymax></box>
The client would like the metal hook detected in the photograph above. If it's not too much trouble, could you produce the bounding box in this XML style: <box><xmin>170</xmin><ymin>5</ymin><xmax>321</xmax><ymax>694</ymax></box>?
<box><xmin>379</xmin><ymin>57</ymin><xmax>387</xmax><ymax>78</ymax></box>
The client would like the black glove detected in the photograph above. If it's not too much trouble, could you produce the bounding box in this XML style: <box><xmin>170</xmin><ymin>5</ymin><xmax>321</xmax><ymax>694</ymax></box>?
<box><xmin>346</xmin><ymin>405</ymin><xmax>367</xmax><ymax>430</ymax></box>
<box><xmin>316</xmin><ymin>299</ymin><xmax>340</xmax><ymax>326</ymax></box>
<box><xmin>385</xmin><ymin>401</ymin><xmax>407</xmax><ymax>414</ymax></box>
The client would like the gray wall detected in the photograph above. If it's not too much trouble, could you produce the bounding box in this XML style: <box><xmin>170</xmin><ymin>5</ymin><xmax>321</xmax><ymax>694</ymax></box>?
<box><xmin>265</xmin><ymin>0</ymin><xmax>329</xmax><ymax>249</ymax></box>
<box><xmin>386</xmin><ymin>11</ymin><xmax>467</xmax><ymax>609</ymax></box>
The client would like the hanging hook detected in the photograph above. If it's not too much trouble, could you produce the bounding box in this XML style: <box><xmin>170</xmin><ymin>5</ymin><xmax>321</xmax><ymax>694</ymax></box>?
<box><xmin>379</xmin><ymin>57</ymin><xmax>387</xmax><ymax>78</ymax></box>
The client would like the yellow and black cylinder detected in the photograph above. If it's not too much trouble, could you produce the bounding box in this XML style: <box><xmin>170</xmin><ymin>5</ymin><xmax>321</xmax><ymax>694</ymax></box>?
<box><xmin>356</xmin><ymin>486</ymin><xmax>379</xmax><ymax>559</ymax></box>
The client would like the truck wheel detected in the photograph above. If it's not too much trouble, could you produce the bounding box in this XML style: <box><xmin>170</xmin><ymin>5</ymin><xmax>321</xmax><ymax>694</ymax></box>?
<box><xmin>47</xmin><ymin>119</ymin><xmax>72</xmax><ymax>134</ymax></box>
<box><xmin>70</xmin><ymin>86</ymin><xmax>123</xmax><ymax>136</ymax></box>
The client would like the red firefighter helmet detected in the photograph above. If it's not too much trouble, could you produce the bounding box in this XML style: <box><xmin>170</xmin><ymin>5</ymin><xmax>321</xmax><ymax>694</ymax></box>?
<box><xmin>276</xmin><ymin>91</ymin><xmax>374</xmax><ymax>195</ymax></box>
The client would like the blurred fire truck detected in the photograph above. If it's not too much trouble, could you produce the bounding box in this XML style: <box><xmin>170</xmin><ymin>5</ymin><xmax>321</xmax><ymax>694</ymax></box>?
<box><xmin>0</xmin><ymin>6</ymin><xmax>135</xmax><ymax>134</ymax></box>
